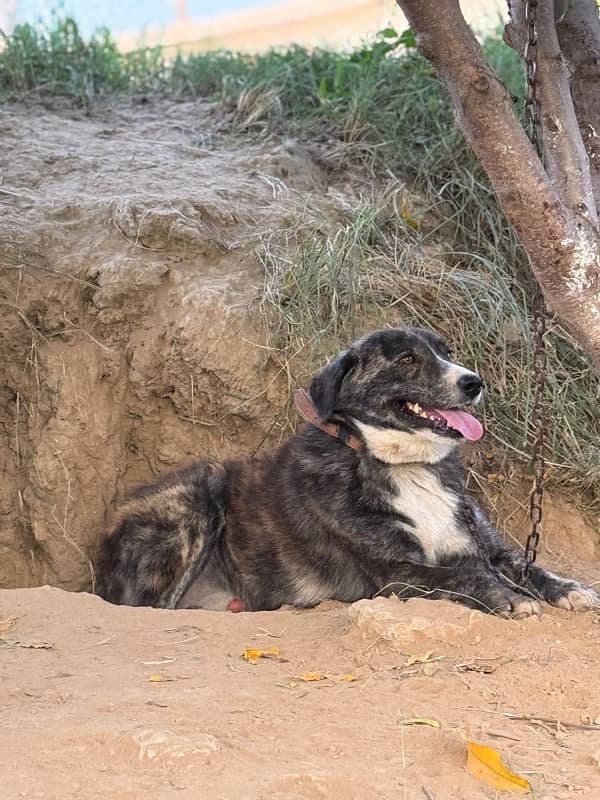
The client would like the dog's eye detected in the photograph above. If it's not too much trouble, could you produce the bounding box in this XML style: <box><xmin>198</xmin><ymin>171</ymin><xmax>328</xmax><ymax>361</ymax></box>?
<box><xmin>399</xmin><ymin>352</ymin><xmax>416</xmax><ymax>365</ymax></box>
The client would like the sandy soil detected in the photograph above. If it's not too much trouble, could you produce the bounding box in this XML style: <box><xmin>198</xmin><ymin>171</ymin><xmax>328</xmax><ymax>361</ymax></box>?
<box><xmin>3</xmin><ymin>580</ymin><xmax>600</xmax><ymax>800</ymax></box>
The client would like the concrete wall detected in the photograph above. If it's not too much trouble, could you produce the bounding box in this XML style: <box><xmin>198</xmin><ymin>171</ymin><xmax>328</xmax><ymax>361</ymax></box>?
<box><xmin>117</xmin><ymin>0</ymin><xmax>506</xmax><ymax>54</ymax></box>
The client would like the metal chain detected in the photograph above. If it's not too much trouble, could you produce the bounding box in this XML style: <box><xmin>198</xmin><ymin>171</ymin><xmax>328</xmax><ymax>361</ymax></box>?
<box><xmin>522</xmin><ymin>0</ymin><xmax>547</xmax><ymax>580</ymax></box>
<box><xmin>524</xmin><ymin>0</ymin><xmax>542</xmax><ymax>155</ymax></box>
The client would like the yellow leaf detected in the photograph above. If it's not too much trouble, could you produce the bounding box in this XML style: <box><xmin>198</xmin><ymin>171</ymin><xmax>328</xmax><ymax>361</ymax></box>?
<box><xmin>399</xmin><ymin>717</ymin><xmax>441</xmax><ymax>728</ymax></box>
<box><xmin>466</xmin><ymin>741</ymin><xmax>531</xmax><ymax>794</ymax></box>
<box><xmin>0</xmin><ymin>617</ymin><xmax>17</xmax><ymax>636</ymax></box>
<box><xmin>242</xmin><ymin>646</ymin><xmax>280</xmax><ymax>664</ymax></box>
<box><xmin>147</xmin><ymin>674</ymin><xmax>175</xmax><ymax>683</ymax></box>
<box><xmin>405</xmin><ymin>651</ymin><xmax>435</xmax><ymax>666</ymax></box>
<box><xmin>300</xmin><ymin>672</ymin><xmax>325</xmax><ymax>682</ymax></box>
<box><xmin>400</xmin><ymin>205</ymin><xmax>422</xmax><ymax>231</ymax></box>
<box><xmin>339</xmin><ymin>674</ymin><xmax>358</xmax><ymax>682</ymax></box>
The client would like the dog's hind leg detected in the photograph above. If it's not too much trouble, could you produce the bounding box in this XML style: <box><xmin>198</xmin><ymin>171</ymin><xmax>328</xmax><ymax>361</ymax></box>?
<box><xmin>465</xmin><ymin>498</ymin><xmax>599</xmax><ymax>612</ymax></box>
<box><xmin>159</xmin><ymin>513</ymin><xmax>224</xmax><ymax>610</ymax></box>
<box><xmin>97</xmin><ymin>463</ymin><xmax>228</xmax><ymax>609</ymax></box>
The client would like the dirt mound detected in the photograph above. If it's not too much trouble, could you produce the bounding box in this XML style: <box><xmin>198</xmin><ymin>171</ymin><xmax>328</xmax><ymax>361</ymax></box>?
<box><xmin>0</xmin><ymin>98</ymin><xmax>352</xmax><ymax>590</ymax></box>
<box><xmin>3</xmin><ymin>586</ymin><xmax>600</xmax><ymax>799</ymax></box>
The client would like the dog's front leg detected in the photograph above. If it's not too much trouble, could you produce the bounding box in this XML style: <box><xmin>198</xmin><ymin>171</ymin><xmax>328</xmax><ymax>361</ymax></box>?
<box><xmin>465</xmin><ymin>498</ymin><xmax>599</xmax><ymax>612</ymax></box>
<box><xmin>376</xmin><ymin>560</ymin><xmax>541</xmax><ymax>618</ymax></box>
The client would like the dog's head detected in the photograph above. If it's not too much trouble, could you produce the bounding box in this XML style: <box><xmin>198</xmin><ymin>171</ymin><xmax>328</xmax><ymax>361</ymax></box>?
<box><xmin>308</xmin><ymin>326</ymin><xmax>484</xmax><ymax>464</ymax></box>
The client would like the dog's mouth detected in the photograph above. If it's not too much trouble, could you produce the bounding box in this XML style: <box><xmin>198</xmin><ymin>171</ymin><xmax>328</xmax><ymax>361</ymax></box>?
<box><xmin>400</xmin><ymin>401</ymin><xmax>484</xmax><ymax>441</ymax></box>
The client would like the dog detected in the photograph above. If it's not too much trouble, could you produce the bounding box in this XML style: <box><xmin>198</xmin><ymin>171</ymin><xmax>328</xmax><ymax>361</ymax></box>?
<box><xmin>96</xmin><ymin>326</ymin><xmax>598</xmax><ymax>618</ymax></box>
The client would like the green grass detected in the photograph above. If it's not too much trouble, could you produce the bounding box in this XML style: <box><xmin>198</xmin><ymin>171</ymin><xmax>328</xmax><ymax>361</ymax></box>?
<box><xmin>1</xmin><ymin>19</ymin><xmax>598</xmax><ymax>511</ymax></box>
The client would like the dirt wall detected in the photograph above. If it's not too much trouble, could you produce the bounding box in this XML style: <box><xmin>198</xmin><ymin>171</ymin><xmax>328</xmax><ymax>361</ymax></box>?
<box><xmin>1</xmin><ymin>98</ymin><xmax>333</xmax><ymax>589</ymax></box>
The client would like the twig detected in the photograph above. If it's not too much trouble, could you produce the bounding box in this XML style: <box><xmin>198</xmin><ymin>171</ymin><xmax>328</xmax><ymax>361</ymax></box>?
<box><xmin>451</xmin><ymin>705</ymin><xmax>600</xmax><ymax>731</ymax></box>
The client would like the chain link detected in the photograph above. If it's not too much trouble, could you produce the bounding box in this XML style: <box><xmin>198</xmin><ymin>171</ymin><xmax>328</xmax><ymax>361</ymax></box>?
<box><xmin>521</xmin><ymin>0</ymin><xmax>547</xmax><ymax>581</ymax></box>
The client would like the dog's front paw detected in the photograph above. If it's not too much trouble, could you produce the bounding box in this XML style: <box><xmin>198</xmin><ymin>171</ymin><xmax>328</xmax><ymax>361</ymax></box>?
<box><xmin>553</xmin><ymin>583</ymin><xmax>600</xmax><ymax>612</ymax></box>
<box><xmin>488</xmin><ymin>589</ymin><xmax>542</xmax><ymax>619</ymax></box>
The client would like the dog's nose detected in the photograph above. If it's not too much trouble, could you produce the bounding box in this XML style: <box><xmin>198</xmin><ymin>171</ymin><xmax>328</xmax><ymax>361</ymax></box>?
<box><xmin>458</xmin><ymin>373</ymin><xmax>483</xmax><ymax>400</ymax></box>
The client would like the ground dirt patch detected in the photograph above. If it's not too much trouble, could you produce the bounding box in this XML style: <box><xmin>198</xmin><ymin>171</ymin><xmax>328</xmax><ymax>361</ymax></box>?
<box><xmin>3</xmin><ymin>578</ymin><xmax>600</xmax><ymax>800</ymax></box>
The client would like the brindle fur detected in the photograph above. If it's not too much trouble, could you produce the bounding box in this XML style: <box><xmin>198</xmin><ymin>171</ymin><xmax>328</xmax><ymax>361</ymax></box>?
<box><xmin>97</xmin><ymin>327</ymin><xmax>598</xmax><ymax>617</ymax></box>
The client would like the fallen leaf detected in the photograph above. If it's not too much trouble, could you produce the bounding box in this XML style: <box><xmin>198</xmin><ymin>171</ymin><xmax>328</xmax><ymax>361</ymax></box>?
<box><xmin>399</xmin><ymin>717</ymin><xmax>441</xmax><ymax>728</ymax></box>
<box><xmin>242</xmin><ymin>646</ymin><xmax>280</xmax><ymax>664</ymax></box>
<box><xmin>147</xmin><ymin>674</ymin><xmax>175</xmax><ymax>683</ymax></box>
<box><xmin>404</xmin><ymin>651</ymin><xmax>442</xmax><ymax>667</ymax></box>
<box><xmin>299</xmin><ymin>672</ymin><xmax>325</xmax><ymax>682</ymax></box>
<box><xmin>400</xmin><ymin>203</ymin><xmax>422</xmax><ymax>230</ymax></box>
<box><xmin>0</xmin><ymin>617</ymin><xmax>17</xmax><ymax>636</ymax></box>
<box><xmin>339</xmin><ymin>674</ymin><xmax>358</xmax><ymax>682</ymax></box>
<box><xmin>466</xmin><ymin>740</ymin><xmax>531</xmax><ymax>794</ymax></box>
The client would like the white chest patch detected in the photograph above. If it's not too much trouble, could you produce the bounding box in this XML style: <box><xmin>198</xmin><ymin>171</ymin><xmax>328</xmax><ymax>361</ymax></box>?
<box><xmin>388</xmin><ymin>466</ymin><xmax>474</xmax><ymax>564</ymax></box>
<box><xmin>353</xmin><ymin>420</ymin><xmax>457</xmax><ymax>464</ymax></box>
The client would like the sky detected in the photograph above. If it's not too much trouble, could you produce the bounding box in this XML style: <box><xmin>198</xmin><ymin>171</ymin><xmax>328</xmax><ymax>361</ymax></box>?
<box><xmin>12</xmin><ymin>1</ymin><xmax>269</xmax><ymax>35</ymax></box>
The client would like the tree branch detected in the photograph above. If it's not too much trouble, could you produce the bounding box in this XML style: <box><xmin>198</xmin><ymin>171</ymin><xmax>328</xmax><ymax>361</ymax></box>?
<box><xmin>555</xmin><ymin>0</ymin><xmax>600</xmax><ymax>210</ymax></box>
<box><xmin>505</xmin><ymin>0</ymin><xmax>598</xmax><ymax>226</ymax></box>
<box><xmin>395</xmin><ymin>0</ymin><xmax>600</xmax><ymax>369</ymax></box>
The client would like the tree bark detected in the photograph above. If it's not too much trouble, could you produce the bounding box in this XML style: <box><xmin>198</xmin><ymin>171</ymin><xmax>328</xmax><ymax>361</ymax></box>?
<box><xmin>506</xmin><ymin>0</ymin><xmax>597</xmax><ymax>226</ymax></box>
<box><xmin>555</xmin><ymin>0</ymin><xmax>600</xmax><ymax>208</ymax></box>
<box><xmin>395</xmin><ymin>0</ymin><xmax>600</xmax><ymax>370</ymax></box>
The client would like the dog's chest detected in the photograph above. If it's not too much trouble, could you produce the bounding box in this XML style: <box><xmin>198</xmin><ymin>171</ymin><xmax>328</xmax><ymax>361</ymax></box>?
<box><xmin>388</xmin><ymin>466</ymin><xmax>473</xmax><ymax>563</ymax></box>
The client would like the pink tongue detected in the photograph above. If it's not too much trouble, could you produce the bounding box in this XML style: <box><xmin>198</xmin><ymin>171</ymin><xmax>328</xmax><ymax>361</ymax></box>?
<box><xmin>434</xmin><ymin>409</ymin><xmax>484</xmax><ymax>441</ymax></box>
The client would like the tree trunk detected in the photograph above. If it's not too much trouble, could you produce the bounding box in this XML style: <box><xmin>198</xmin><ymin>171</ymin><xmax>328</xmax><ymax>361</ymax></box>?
<box><xmin>395</xmin><ymin>0</ymin><xmax>600</xmax><ymax>370</ymax></box>
<box><xmin>555</xmin><ymin>0</ymin><xmax>600</xmax><ymax>206</ymax></box>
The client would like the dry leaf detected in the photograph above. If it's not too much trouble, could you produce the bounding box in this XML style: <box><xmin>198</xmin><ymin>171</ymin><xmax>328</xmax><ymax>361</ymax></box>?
<box><xmin>404</xmin><ymin>651</ymin><xmax>443</xmax><ymax>667</ymax></box>
<box><xmin>339</xmin><ymin>674</ymin><xmax>358</xmax><ymax>682</ymax></box>
<box><xmin>299</xmin><ymin>672</ymin><xmax>325</xmax><ymax>682</ymax></box>
<box><xmin>242</xmin><ymin>646</ymin><xmax>280</xmax><ymax>664</ymax></box>
<box><xmin>466</xmin><ymin>740</ymin><xmax>531</xmax><ymax>794</ymax></box>
<box><xmin>399</xmin><ymin>717</ymin><xmax>441</xmax><ymax>728</ymax></box>
<box><xmin>400</xmin><ymin>203</ymin><xmax>422</xmax><ymax>230</ymax></box>
<box><xmin>147</xmin><ymin>674</ymin><xmax>175</xmax><ymax>683</ymax></box>
<box><xmin>0</xmin><ymin>617</ymin><xmax>17</xmax><ymax>636</ymax></box>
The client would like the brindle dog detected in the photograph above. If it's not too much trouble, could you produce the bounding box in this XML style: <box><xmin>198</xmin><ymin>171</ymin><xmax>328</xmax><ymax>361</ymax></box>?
<box><xmin>97</xmin><ymin>326</ymin><xmax>598</xmax><ymax>618</ymax></box>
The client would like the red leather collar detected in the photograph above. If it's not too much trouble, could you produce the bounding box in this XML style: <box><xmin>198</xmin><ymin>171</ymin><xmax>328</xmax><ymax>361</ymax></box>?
<box><xmin>293</xmin><ymin>388</ymin><xmax>363</xmax><ymax>452</ymax></box>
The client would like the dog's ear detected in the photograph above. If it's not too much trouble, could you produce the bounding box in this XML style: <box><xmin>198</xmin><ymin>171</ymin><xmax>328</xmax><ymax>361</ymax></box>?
<box><xmin>308</xmin><ymin>349</ymin><xmax>357</xmax><ymax>421</ymax></box>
